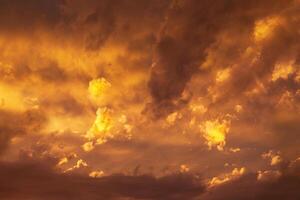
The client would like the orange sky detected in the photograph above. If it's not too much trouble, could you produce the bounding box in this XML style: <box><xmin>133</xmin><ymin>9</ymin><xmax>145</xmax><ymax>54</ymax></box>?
<box><xmin>0</xmin><ymin>0</ymin><xmax>299</xmax><ymax>199</ymax></box>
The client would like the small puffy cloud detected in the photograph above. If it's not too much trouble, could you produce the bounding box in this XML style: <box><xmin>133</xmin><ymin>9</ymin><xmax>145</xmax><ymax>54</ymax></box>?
<box><xmin>180</xmin><ymin>164</ymin><xmax>190</xmax><ymax>173</ymax></box>
<box><xmin>88</xmin><ymin>78</ymin><xmax>112</xmax><ymax>105</ymax></box>
<box><xmin>64</xmin><ymin>159</ymin><xmax>88</xmax><ymax>173</ymax></box>
<box><xmin>216</xmin><ymin>68</ymin><xmax>231</xmax><ymax>83</ymax></box>
<box><xmin>200</xmin><ymin>119</ymin><xmax>230</xmax><ymax>151</ymax></box>
<box><xmin>208</xmin><ymin>167</ymin><xmax>246</xmax><ymax>187</ymax></box>
<box><xmin>229</xmin><ymin>148</ymin><xmax>241</xmax><ymax>153</ymax></box>
<box><xmin>271</xmin><ymin>155</ymin><xmax>283</xmax><ymax>166</ymax></box>
<box><xmin>271</xmin><ymin>61</ymin><xmax>296</xmax><ymax>81</ymax></box>
<box><xmin>254</xmin><ymin>16</ymin><xmax>281</xmax><ymax>42</ymax></box>
<box><xmin>57</xmin><ymin>157</ymin><xmax>68</xmax><ymax>166</ymax></box>
<box><xmin>165</xmin><ymin>112</ymin><xmax>182</xmax><ymax>125</ymax></box>
<box><xmin>88</xmin><ymin>78</ymin><xmax>111</xmax><ymax>98</ymax></box>
<box><xmin>209</xmin><ymin>176</ymin><xmax>230</xmax><ymax>187</ymax></box>
<box><xmin>189</xmin><ymin>103</ymin><xmax>207</xmax><ymax>115</ymax></box>
<box><xmin>262</xmin><ymin>150</ymin><xmax>282</xmax><ymax>166</ymax></box>
<box><xmin>82</xmin><ymin>141</ymin><xmax>95</xmax><ymax>152</ymax></box>
<box><xmin>234</xmin><ymin>105</ymin><xmax>243</xmax><ymax>113</ymax></box>
<box><xmin>257</xmin><ymin>170</ymin><xmax>281</xmax><ymax>182</ymax></box>
<box><xmin>56</xmin><ymin>154</ymin><xmax>77</xmax><ymax>167</ymax></box>
<box><xmin>89</xmin><ymin>170</ymin><xmax>104</xmax><ymax>178</ymax></box>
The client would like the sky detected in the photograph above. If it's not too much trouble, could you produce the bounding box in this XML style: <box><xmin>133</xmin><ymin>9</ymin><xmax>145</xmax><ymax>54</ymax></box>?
<box><xmin>0</xmin><ymin>0</ymin><xmax>300</xmax><ymax>199</ymax></box>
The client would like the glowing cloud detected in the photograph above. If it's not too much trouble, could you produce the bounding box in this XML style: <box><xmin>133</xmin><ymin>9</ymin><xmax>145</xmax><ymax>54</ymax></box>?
<box><xmin>57</xmin><ymin>157</ymin><xmax>68</xmax><ymax>166</ymax></box>
<box><xmin>180</xmin><ymin>164</ymin><xmax>190</xmax><ymax>173</ymax></box>
<box><xmin>88</xmin><ymin>78</ymin><xmax>111</xmax><ymax>100</ymax></box>
<box><xmin>189</xmin><ymin>103</ymin><xmax>207</xmax><ymax>115</ymax></box>
<box><xmin>89</xmin><ymin>170</ymin><xmax>104</xmax><ymax>178</ymax></box>
<box><xmin>234</xmin><ymin>105</ymin><xmax>243</xmax><ymax>113</ymax></box>
<box><xmin>254</xmin><ymin>16</ymin><xmax>281</xmax><ymax>42</ymax></box>
<box><xmin>262</xmin><ymin>150</ymin><xmax>282</xmax><ymax>166</ymax></box>
<box><xmin>166</xmin><ymin>112</ymin><xmax>182</xmax><ymax>125</ymax></box>
<box><xmin>82</xmin><ymin>141</ymin><xmax>95</xmax><ymax>152</ymax></box>
<box><xmin>272</xmin><ymin>61</ymin><xmax>295</xmax><ymax>81</ymax></box>
<box><xmin>257</xmin><ymin>170</ymin><xmax>281</xmax><ymax>182</ymax></box>
<box><xmin>216</xmin><ymin>68</ymin><xmax>231</xmax><ymax>83</ymax></box>
<box><xmin>85</xmin><ymin>107</ymin><xmax>113</xmax><ymax>144</ymax></box>
<box><xmin>200</xmin><ymin>119</ymin><xmax>230</xmax><ymax>151</ymax></box>
<box><xmin>229</xmin><ymin>147</ymin><xmax>241</xmax><ymax>153</ymax></box>
<box><xmin>64</xmin><ymin>159</ymin><xmax>88</xmax><ymax>173</ymax></box>
<box><xmin>0</xmin><ymin>1</ymin><xmax>300</xmax><ymax>198</ymax></box>
<box><xmin>208</xmin><ymin>167</ymin><xmax>246</xmax><ymax>187</ymax></box>
<box><xmin>83</xmin><ymin>107</ymin><xmax>133</xmax><ymax>152</ymax></box>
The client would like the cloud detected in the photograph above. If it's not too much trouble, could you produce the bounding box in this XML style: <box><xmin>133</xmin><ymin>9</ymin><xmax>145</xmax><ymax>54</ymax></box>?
<box><xmin>0</xmin><ymin>109</ymin><xmax>47</xmax><ymax>155</ymax></box>
<box><xmin>147</xmin><ymin>0</ymin><xmax>294</xmax><ymax>118</ymax></box>
<box><xmin>0</xmin><ymin>0</ymin><xmax>64</xmax><ymax>34</ymax></box>
<box><xmin>0</xmin><ymin>157</ymin><xmax>299</xmax><ymax>200</ymax></box>
<box><xmin>0</xmin><ymin>160</ymin><xmax>205</xmax><ymax>200</ymax></box>
<box><xmin>0</xmin><ymin>0</ymin><xmax>300</xmax><ymax>199</ymax></box>
<box><xmin>202</xmin><ymin>158</ymin><xmax>300</xmax><ymax>200</ymax></box>
<box><xmin>37</xmin><ymin>63</ymin><xmax>67</xmax><ymax>82</ymax></box>
<box><xmin>40</xmin><ymin>93</ymin><xmax>86</xmax><ymax>116</ymax></box>
<box><xmin>200</xmin><ymin>119</ymin><xmax>230</xmax><ymax>151</ymax></box>
<box><xmin>203</xmin><ymin>173</ymin><xmax>300</xmax><ymax>200</ymax></box>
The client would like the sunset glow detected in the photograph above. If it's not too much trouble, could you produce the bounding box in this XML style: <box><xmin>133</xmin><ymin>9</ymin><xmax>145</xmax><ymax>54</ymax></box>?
<box><xmin>0</xmin><ymin>0</ymin><xmax>299</xmax><ymax>199</ymax></box>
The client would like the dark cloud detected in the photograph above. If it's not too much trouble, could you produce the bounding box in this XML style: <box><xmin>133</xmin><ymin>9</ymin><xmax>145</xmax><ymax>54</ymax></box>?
<box><xmin>0</xmin><ymin>160</ymin><xmax>205</xmax><ymax>200</ymax></box>
<box><xmin>0</xmin><ymin>157</ymin><xmax>299</xmax><ymax>200</ymax></box>
<box><xmin>37</xmin><ymin>62</ymin><xmax>68</xmax><ymax>82</ymax></box>
<box><xmin>269</xmin><ymin>111</ymin><xmax>300</xmax><ymax>156</ymax></box>
<box><xmin>79</xmin><ymin>0</ymin><xmax>170</xmax><ymax>51</ymax></box>
<box><xmin>202</xmin><ymin>169</ymin><xmax>300</xmax><ymax>200</ymax></box>
<box><xmin>0</xmin><ymin>109</ymin><xmax>47</xmax><ymax>155</ymax></box>
<box><xmin>147</xmin><ymin>0</ymin><xmax>295</xmax><ymax>118</ymax></box>
<box><xmin>205</xmin><ymin>174</ymin><xmax>300</xmax><ymax>200</ymax></box>
<box><xmin>0</xmin><ymin>0</ymin><xmax>65</xmax><ymax>33</ymax></box>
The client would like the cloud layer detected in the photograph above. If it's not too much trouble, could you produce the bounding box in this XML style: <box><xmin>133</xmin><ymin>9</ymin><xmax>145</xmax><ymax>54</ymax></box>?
<box><xmin>0</xmin><ymin>0</ymin><xmax>300</xmax><ymax>199</ymax></box>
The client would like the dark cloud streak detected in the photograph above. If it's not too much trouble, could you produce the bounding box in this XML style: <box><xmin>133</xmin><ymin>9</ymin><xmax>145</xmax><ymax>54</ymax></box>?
<box><xmin>0</xmin><ymin>160</ymin><xmax>205</xmax><ymax>200</ymax></box>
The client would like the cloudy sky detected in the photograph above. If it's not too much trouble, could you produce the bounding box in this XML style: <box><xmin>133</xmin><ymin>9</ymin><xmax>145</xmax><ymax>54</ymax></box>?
<box><xmin>0</xmin><ymin>0</ymin><xmax>300</xmax><ymax>199</ymax></box>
